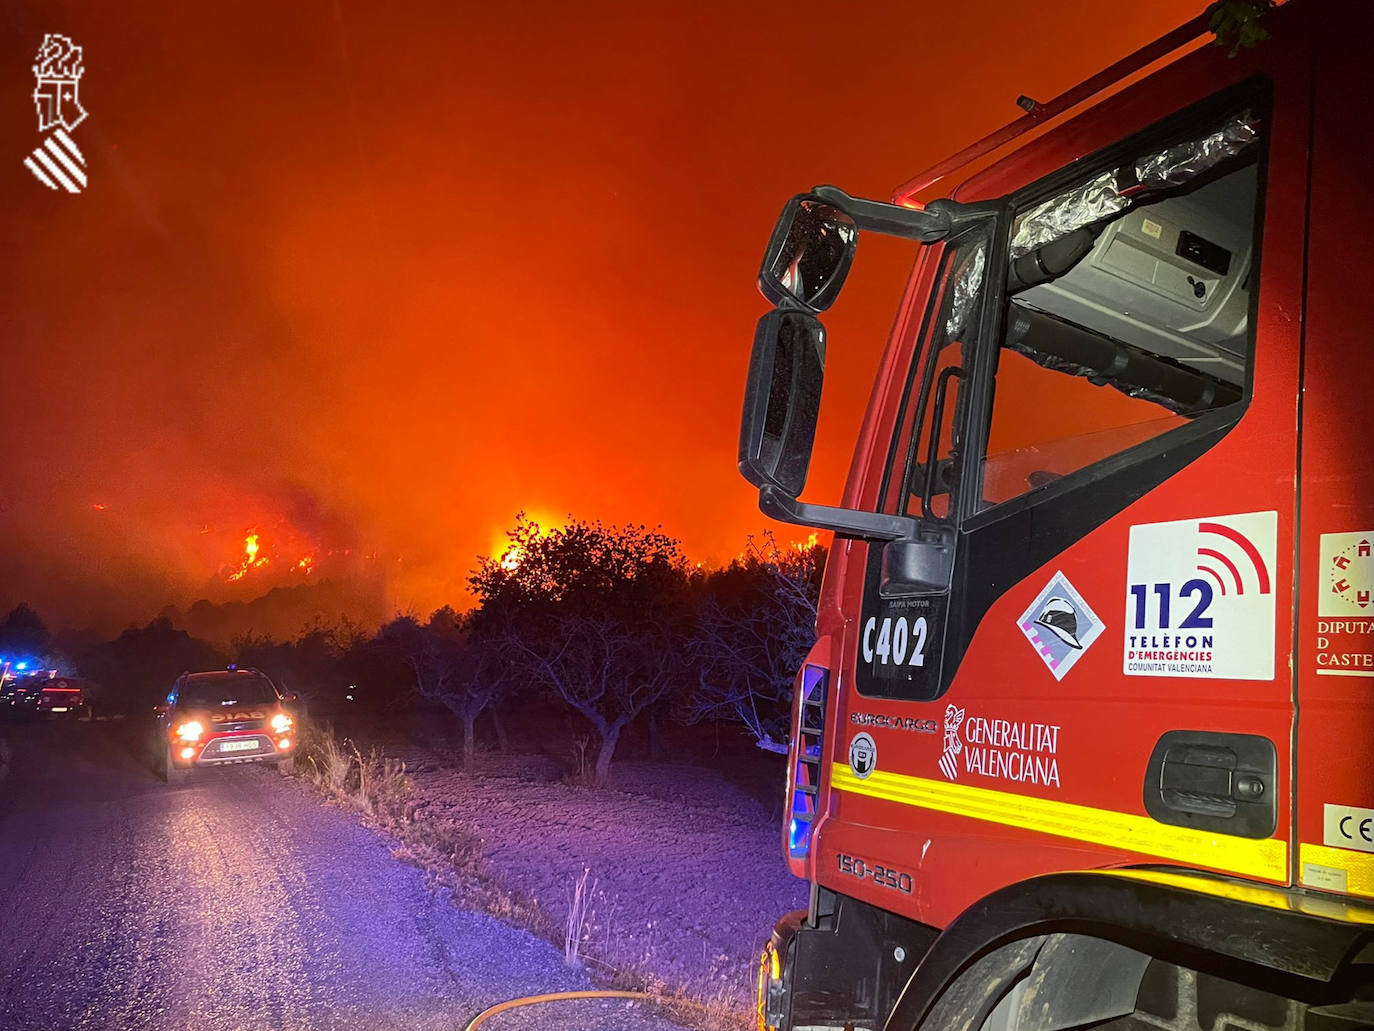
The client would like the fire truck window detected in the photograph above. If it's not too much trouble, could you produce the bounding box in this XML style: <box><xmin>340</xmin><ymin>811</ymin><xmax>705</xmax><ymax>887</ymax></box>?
<box><xmin>979</xmin><ymin>156</ymin><xmax>1259</xmax><ymax>511</ymax></box>
<box><xmin>901</xmin><ymin>239</ymin><xmax>985</xmax><ymax>521</ymax></box>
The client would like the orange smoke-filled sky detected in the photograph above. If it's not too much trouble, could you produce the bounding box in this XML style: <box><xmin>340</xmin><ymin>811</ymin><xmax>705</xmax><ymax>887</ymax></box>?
<box><xmin>0</xmin><ymin>0</ymin><xmax>1201</xmax><ymax>632</ymax></box>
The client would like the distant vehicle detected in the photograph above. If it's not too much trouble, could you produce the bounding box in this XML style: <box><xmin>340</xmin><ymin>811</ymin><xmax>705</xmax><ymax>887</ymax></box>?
<box><xmin>34</xmin><ymin>676</ymin><xmax>83</xmax><ymax>717</ymax></box>
<box><xmin>156</xmin><ymin>667</ymin><xmax>298</xmax><ymax>783</ymax></box>
<box><xmin>1</xmin><ymin>670</ymin><xmax>59</xmax><ymax>715</ymax></box>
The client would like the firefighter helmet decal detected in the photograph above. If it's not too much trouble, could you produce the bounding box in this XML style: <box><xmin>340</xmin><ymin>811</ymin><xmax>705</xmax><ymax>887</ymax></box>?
<box><xmin>1018</xmin><ymin>571</ymin><xmax>1105</xmax><ymax>681</ymax></box>
<box><xmin>1034</xmin><ymin>598</ymin><xmax>1086</xmax><ymax>649</ymax></box>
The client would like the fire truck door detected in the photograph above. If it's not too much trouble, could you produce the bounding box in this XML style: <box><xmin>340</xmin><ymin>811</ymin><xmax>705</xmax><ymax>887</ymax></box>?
<box><xmin>838</xmin><ymin>60</ymin><xmax>1310</xmax><ymax>917</ymax></box>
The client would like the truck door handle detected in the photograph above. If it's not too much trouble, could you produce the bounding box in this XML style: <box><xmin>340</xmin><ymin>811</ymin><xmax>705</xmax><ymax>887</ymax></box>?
<box><xmin>1158</xmin><ymin>743</ymin><xmax>1262</xmax><ymax>816</ymax></box>
<box><xmin>1144</xmin><ymin>731</ymin><xmax>1277</xmax><ymax>839</ymax></box>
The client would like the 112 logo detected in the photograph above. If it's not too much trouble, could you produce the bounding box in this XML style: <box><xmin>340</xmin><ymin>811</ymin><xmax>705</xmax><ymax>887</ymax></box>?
<box><xmin>1124</xmin><ymin>512</ymin><xmax>1277</xmax><ymax>680</ymax></box>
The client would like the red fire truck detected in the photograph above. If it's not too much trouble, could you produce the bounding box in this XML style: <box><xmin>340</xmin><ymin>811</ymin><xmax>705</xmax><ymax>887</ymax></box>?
<box><xmin>740</xmin><ymin>2</ymin><xmax>1373</xmax><ymax>1029</ymax></box>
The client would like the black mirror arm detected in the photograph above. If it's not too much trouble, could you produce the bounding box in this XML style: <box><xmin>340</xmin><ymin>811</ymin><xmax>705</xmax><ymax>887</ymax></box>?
<box><xmin>758</xmin><ymin>486</ymin><xmax>917</xmax><ymax>542</ymax></box>
<box><xmin>811</xmin><ymin>186</ymin><xmax>991</xmax><ymax>243</ymax></box>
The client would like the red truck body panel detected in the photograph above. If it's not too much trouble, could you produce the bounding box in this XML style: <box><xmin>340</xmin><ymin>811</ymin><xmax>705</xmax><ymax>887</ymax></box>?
<box><xmin>1292</xmin><ymin>10</ymin><xmax>1374</xmax><ymax>899</ymax></box>
<box><xmin>782</xmin><ymin>0</ymin><xmax>1374</xmax><ymax>931</ymax></box>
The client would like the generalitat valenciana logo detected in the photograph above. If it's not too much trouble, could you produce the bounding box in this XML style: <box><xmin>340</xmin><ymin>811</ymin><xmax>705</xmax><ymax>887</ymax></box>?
<box><xmin>25</xmin><ymin>33</ymin><xmax>88</xmax><ymax>193</ymax></box>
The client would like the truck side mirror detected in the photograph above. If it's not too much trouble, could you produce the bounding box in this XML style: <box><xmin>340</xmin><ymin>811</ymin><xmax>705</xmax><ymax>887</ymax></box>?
<box><xmin>759</xmin><ymin>196</ymin><xmax>857</xmax><ymax>312</ymax></box>
<box><xmin>740</xmin><ymin>310</ymin><xmax>825</xmax><ymax>497</ymax></box>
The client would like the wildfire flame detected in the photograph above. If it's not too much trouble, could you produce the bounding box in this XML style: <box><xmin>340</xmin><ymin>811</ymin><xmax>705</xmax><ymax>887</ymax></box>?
<box><xmin>227</xmin><ymin>532</ymin><xmax>272</xmax><ymax>582</ymax></box>
<box><xmin>224</xmin><ymin>527</ymin><xmax>320</xmax><ymax>583</ymax></box>
<box><xmin>499</xmin><ymin>545</ymin><xmax>522</xmax><ymax>572</ymax></box>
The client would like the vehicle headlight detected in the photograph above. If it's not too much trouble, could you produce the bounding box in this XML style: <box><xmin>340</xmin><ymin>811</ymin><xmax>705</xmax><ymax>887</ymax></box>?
<box><xmin>270</xmin><ymin>713</ymin><xmax>293</xmax><ymax>733</ymax></box>
<box><xmin>174</xmin><ymin>720</ymin><xmax>204</xmax><ymax>741</ymax></box>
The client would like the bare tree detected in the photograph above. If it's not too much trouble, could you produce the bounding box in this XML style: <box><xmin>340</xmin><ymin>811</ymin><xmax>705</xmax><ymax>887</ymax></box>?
<box><xmin>687</xmin><ymin>533</ymin><xmax>824</xmax><ymax>754</ymax></box>
<box><xmin>472</xmin><ymin>515</ymin><xmax>693</xmax><ymax>784</ymax></box>
<box><xmin>380</xmin><ymin>608</ymin><xmax>512</xmax><ymax>764</ymax></box>
<box><xmin>510</xmin><ymin>608</ymin><xmax>683</xmax><ymax>783</ymax></box>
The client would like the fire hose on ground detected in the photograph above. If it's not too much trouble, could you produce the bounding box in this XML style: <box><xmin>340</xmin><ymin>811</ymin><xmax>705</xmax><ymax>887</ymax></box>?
<box><xmin>463</xmin><ymin>989</ymin><xmax>713</xmax><ymax>1030</ymax></box>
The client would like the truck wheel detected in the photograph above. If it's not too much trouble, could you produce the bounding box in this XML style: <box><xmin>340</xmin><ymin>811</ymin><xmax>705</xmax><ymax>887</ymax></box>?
<box><xmin>916</xmin><ymin>936</ymin><xmax>1045</xmax><ymax>1031</ymax></box>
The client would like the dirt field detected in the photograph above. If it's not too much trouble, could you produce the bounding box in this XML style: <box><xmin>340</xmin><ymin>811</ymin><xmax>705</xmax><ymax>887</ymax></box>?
<box><xmin>389</xmin><ymin>745</ymin><xmax>808</xmax><ymax>1011</ymax></box>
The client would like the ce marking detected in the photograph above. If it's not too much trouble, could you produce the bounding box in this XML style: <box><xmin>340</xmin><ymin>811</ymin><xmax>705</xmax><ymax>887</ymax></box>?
<box><xmin>1325</xmin><ymin>804</ymin><xmax>1374</xmax><ymax>855</ymax></box>
<box><xmin>1340</xmin><ymin>815</ymin><xmax>1374</xmax><ymax>844</ymax></box>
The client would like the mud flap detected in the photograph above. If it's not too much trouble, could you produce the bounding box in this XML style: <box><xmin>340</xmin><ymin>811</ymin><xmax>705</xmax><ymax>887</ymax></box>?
<box><xmin>772</xmin><ymin>891</ymin><xmax>938</xmax><ymax>1031</ymax></box>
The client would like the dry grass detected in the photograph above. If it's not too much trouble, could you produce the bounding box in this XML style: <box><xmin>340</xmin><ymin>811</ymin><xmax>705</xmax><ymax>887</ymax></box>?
<box><xmin>564</xmin><ymin>866</ymin><xmax>595</xmax><ymax>967</ymax></box>
<box><xmin>598</xmin><ymin>966</ymin><xmax>749</xmax><ymax>1031</ymax></box>
<box><xmin>292</xmin><ymin>720</ymin><xmax>752</xmax><ymax>1030</ymax></box>
<box><xmin>294</xmin><ymin>718</ymin><xmax>556</xmax><ymax>942</ymax></box>
<box><xmin>560</xmin><ymin>735</ymin><xmax>599</xmax><ymax>787</ymax></box>
<box><xmin>297</xmin><ymin>720</ymin><xmax>413</xmax><ymax>818</ymax></box>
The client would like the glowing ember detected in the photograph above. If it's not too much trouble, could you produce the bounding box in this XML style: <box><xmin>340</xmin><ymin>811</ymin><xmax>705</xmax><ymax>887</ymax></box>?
<box><xmin>297</xmin><ymin>556</ymin><xmax>314</xmax><ymax>573</ymax></box>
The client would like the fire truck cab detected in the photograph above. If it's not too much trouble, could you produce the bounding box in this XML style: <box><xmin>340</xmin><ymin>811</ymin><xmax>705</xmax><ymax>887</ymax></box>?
<box><xmin>740</xmin><ymin>2</ymin><xmax>1374</xmax><ymax>1029</ymax></box>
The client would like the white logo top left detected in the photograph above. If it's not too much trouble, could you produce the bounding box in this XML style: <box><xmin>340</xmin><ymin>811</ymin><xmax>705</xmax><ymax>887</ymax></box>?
<box><xmin>26</xmin><ymin>33</ymin><xmax>88</xmax><ymax>194</ymax></box>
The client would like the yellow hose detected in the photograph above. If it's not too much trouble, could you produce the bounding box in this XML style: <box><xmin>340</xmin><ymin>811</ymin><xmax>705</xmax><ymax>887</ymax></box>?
<box><xmin>464</xmin><ymin>989</ymin><xmax>699</xmax><ymax>1030</ymax></box>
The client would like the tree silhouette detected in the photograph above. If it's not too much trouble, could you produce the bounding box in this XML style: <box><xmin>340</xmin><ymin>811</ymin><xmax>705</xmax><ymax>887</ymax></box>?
<box><xmin>80</xmin><ymin>617</ymin><xmax>225</xmax><ymax>713</ymax></box>
<box><xmin>378</xmin><ymin>607</ymin><xmax>513</xmax><ymax>764</ymax></box>
<box><xmin>0</xmin><ymin>603</ymin><xmax>51</xmax><ymax>659</ymax></box>
<box><xmin>687</xmin><ymin>533</ymin><xmax>824</xmax><ymax>753</ymax></box>
<box><xmin>471</xmin><ymin>515</ymin><xmax>693</xmax><ymax>784</ymax></box>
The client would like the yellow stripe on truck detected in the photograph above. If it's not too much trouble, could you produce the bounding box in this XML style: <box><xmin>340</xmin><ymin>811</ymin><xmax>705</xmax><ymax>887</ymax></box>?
<box><xmin>1113</xmin><ymin>868</ymin><xmax>1374</xmax><ymax>922</ymax></box>
<box><xmin>830</xmin><ymin>763</ymin><xmax>1287</xmax><ymax>881</ymax></box>
<box><xmin>1300</xmin><ymin>843</ymin><xmax>1374</xmax><ymax>899</ymax></box>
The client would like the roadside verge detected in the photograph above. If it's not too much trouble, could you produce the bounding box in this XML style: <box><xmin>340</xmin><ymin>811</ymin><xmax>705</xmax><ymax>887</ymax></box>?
<box><xmin>289</xmin><ymin>723</ymin><xmax>804</xmax><ymax>1031</ymax></box>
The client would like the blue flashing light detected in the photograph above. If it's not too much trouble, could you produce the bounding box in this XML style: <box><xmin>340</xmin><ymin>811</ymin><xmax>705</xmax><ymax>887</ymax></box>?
<box><xmin>15</xmin><ymin>662</ymin><xmax>27</xmax><ymax>671</ymax></box>
<box><xmin>788</xmin><ymin>815</ymin><xmax>812</xmax><ymax>857</ymax></box>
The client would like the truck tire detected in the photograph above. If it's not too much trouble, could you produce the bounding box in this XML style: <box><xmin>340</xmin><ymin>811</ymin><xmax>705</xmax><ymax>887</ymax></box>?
<box><xmin>276</xmin><ymin>757</ymin><xmax>295</xmax><ymax>777</ymax></box>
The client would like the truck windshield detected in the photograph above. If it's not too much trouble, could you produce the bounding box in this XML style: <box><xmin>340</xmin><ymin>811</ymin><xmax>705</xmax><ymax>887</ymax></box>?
<box><xmin>178</xmin><ymin>676</ymin><xmax>278</xmax><ymax>707</ymax></box>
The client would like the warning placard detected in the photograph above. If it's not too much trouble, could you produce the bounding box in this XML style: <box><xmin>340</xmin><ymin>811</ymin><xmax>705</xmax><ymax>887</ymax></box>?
<box><xmin>1124</xmin><ymin>511</ymin><xmax>1277</xmax><ymax>680</ymax></box>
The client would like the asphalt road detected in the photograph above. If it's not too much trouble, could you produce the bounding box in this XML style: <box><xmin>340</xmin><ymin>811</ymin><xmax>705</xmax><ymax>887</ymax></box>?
<box><xmin>0</xmin><ymin>719</ymin><xmax>686</xmax><ymax>1031</ymax></box>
